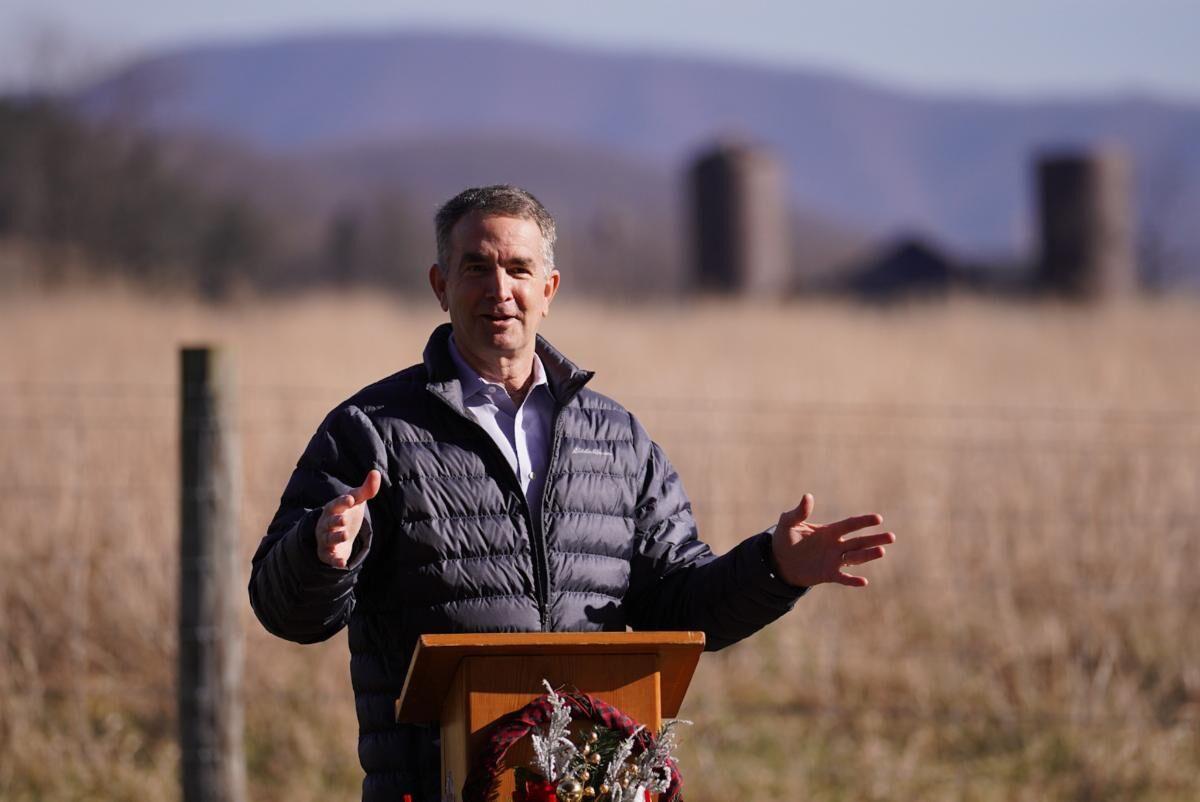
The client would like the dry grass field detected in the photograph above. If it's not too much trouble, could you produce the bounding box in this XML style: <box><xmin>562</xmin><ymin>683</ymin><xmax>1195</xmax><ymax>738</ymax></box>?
<box><xmin>1</xmin><ymin>289</ymin><xmax>1198</xmax><ymax>801</ymax></box>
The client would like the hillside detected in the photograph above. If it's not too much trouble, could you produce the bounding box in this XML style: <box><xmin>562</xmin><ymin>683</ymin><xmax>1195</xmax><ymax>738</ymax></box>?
<box><xmin>77</xmin><ymin>30</ymin><xmax>1200</xmax><ymax>274</ymax></box>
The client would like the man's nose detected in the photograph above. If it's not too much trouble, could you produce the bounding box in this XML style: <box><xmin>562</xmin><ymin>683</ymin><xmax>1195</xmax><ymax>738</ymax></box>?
<box><xmin>484</xmin><ymin>267</ymin><xmax>513</xmax><ymax>300</ymax></box>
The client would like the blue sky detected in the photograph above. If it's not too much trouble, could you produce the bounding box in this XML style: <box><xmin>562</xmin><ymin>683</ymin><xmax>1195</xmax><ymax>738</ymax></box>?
<box><xmin>1</xmin><ymin>0</ymin><xmax>1197</xmax><ymax>100</ymax></box>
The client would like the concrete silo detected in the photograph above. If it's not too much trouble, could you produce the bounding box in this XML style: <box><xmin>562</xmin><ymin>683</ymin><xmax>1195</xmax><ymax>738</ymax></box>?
<box><xmin>689</xmin><ymin>142</ymin><xmax>791</xmax><ymax>295</ymax></box>
<box><xmin>1036</xmin><ymin>149</ymin><xmax>1136</xmax><ymax>299</ymax></box>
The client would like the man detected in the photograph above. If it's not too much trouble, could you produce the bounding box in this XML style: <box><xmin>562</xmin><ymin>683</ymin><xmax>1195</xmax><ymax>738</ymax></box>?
<box><xmin>249</xmin><ymin>185</ymin><xmax>894</xmax><ymax>801</ymax></box>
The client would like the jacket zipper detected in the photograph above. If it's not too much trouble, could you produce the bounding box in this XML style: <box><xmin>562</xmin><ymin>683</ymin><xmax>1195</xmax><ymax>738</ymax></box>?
<box><xmin>428</xmin><ymin>389</ymin><xmax>557</xmax><ymax>629</ymax></box>
<box><xmin>533</xmin><ymin>409</ymin><xmax>566</xmax><ymax>630</ymax></box>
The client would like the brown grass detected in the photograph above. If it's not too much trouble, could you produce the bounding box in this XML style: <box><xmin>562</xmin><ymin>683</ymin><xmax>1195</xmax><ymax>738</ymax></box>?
<box><xmin>1</xmin><ymin>289</ymin><xmax>1198</xmax><ymax>801</ymax></box>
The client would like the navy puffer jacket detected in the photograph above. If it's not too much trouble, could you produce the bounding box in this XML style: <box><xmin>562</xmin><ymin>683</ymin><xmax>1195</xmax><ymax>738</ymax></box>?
<box><xmin>249</xmin><ymin>324</ymin><xmax>807</xmax><ymax>801</ymax></box>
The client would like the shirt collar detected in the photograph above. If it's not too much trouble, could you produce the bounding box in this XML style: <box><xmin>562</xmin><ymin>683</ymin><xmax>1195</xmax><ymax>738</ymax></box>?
<box><xmin>448</xmin><ymin>334</ymin><xmax>549</xmax><ymax>404</ymax></box>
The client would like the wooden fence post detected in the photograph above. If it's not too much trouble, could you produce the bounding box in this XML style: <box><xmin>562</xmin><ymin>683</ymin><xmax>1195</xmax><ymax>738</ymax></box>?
<box><xmin>179</xmin><ymin>347</ymin><xmax>247</xmax><ymax>802</ymax></box>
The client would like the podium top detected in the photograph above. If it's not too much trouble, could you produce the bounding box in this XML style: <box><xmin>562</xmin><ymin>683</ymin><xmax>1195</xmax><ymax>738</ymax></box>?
<box><xmin>395</xmin><ymin>631</ymin><xmax>705</xmax><ymax>723</ymax></box>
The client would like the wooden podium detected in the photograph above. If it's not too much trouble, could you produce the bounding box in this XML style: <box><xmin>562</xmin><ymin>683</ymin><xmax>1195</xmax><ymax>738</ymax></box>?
<box><xmin>395</xmin><ymin>631</ymin><xmax>705</xmax><ymax>801</ymax></box>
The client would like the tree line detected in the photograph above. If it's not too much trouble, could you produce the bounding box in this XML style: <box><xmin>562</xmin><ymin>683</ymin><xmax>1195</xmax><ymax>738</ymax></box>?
<box><xmin>0</xmin><ymin>97</ymin><xmax>428</xmax><ymax>299</ymax></box>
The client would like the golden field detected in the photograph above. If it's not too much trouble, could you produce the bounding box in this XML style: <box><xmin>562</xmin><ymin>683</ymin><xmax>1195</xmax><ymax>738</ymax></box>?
<box><xmin>1</xmin><ymin>289</ymin><xmax>1198</xmax><ymax>801</ymax></box>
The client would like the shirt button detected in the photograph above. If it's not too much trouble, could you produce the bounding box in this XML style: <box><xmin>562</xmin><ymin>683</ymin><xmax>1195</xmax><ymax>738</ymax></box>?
<box><xmin>527</xmin><ymin>471</ymin><xmax>536</xmax><ymax>480</ymax></box>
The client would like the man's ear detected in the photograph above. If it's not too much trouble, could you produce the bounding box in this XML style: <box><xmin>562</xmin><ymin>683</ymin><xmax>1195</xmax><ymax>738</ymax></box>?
<box><xmin>429</xmin><ymin>264</ymin><xmax>449</xmax><ymax>312</ymax></box>
<box><xmin>542</xmin><ymin>269</ymin><xmax>561</xmax><ymax>316</ymax></box>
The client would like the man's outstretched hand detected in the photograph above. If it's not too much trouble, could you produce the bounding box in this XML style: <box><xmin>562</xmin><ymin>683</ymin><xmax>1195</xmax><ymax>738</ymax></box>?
<box><xmin>771</xmin><ymin>494</ymin><xmax>894</xmax><ymax>588</ymax></box>
<box><xmin>315</xmin><ymin>470</ymin><xmax>381</xmax><ymax>568</ymax></box>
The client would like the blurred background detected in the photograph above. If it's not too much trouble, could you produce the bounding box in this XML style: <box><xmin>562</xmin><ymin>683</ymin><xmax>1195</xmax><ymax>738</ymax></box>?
<box><xmin>1</xmin><ymin>2</ymin><xmax>1197</xmax><ymax>801</ymax></box>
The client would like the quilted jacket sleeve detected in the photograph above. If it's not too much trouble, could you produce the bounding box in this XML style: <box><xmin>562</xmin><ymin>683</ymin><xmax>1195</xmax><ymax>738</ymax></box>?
<box><xmin>248</xmin><ymin>403</ymin><xmax>389</xmax><ymax>644</ymax></box>
<box><xmin>623</xmin><ymin>418</ymin><xmax>807</xmax><ymax>651</ymax></box>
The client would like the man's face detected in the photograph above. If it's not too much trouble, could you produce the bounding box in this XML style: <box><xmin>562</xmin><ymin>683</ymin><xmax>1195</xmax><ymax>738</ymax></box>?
<box><xmin>429</xmin><ymin>212</ymin><xmax>560</xmax><ymax>367</ymax></box>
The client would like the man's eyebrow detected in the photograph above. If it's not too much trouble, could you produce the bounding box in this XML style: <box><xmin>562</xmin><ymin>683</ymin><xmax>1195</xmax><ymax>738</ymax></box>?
<box><xmin>457</xmin><ymin>252</ymin><xmax>533</xmax><ymax>268</ymax></box>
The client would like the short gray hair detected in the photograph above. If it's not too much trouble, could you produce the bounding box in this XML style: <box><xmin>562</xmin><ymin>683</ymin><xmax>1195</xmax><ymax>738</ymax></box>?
<box><xmin>435</xmin><ymin>184</ymin><xmax>557</xmax><ymax>273</ymax></box>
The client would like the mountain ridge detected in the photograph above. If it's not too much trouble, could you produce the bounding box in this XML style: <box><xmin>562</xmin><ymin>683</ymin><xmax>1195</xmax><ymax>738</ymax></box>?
<box><xmin>74</xmin><ymin>29</ymin><xmax>1200</xmax><ymax>276</ymax></box>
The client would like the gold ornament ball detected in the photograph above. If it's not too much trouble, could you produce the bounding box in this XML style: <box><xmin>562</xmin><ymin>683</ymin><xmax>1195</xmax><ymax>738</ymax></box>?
<box><xmin>582</xmin><ymin>788</ymin><xmax>596</xmax><ymax>798</ymax></box>
<box><xmin>582</xmin><ymin>744</ymin><xmax>592</xmax><ymax>756</ymax></box>
<box><xmin>588</xmin><ymin>730</ymin><xmax>601</xmax><ymax>744</ymax></box>
<box><xmin>579</xmin><ymin>769</ymin><xmax>591</xmax><ymax>782</ymax></box>
<box><xmin>599</xmin><ymin>783</ymin><xmax>610</xmax><ymax>795</ymax></box>
<box><xmin>556</xmin><ymin>777</ymin><xmax>585</xmax><ymax>802</ymax></box>
<box><xmin>588</xmin><ymin>752</ymin><xmax>602</xmax><ymax>765</ymax></box>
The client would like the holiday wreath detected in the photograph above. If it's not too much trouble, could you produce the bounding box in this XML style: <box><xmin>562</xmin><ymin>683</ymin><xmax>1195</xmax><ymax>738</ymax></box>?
<box><xmin>461</xmin><ymin>681</ymin><xmax>689</xmax><ymax>802</ymax></box>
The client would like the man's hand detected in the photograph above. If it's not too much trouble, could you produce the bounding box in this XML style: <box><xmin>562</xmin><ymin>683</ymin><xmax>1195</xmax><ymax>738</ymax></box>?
<box><xmin>771</xmin><ymin>494</ymin><xmax>894</xmax><ymax>588</ymax></box>
<box><xmin>315</xmin><ymin>470</ymin><xmax>382</xmax><ymax>568</ymax></box>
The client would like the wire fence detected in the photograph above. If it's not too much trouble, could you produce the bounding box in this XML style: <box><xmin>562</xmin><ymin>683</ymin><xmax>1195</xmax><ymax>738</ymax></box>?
<box><xmin>3</xmin><ymin>377</ymin><xmax>1200</xmax><ymax>418</ymax></box>
<box><xmin>5</xmin><ymin>678</ymin><xmax>1191</xmax><ymax>735</ymax></box>
<box><xmin>2</xmin><ymin>378</ymin><xmax>1197</xmax><ymax>528</ymax></box>
<box><xmin>3</xmin><ymin>377</ymin><xmax>1198</xmax><ymax>741</ymax></box>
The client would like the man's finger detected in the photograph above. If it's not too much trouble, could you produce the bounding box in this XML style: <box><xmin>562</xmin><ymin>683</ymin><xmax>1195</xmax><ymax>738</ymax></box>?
<box><xmin>840</xmin><ymin>532</ymin><xmax>896</xmax><ymax>552</ymax></box>
<box><xmin>841</xmin><ymin>545</ymin><xmax>887</xmax><ymax>566</ymax></box>
<box><xmin>782</xmin><ymin>493</ymin><xmax>814</xmax><ymax>525</ymax></box>
<box><xmin>835</xmin><ymin>571</ymin><xmax>869</xmax><ymax>588</ymax></box>
<box><xmin>325</xmin><ymin>527</ymin><xmax>351</xmax><ymax>545</ymax></box>
<box><xmin>326</xmin><ymin>494</ymin><xmax>357</xmax><ymax>515</ymax></box>
<box><xmin>352</xmin><ymin>469</ymin><xmax>382</xmax><ymax>505</ymax></box>
<box><xmin>823</xmin><ymin>513</ymin><xmax>883</xmax><ymax>538</ymax></box>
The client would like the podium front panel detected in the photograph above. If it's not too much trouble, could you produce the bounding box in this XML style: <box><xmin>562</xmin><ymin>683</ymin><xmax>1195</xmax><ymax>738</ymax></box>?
<box><xmin>441</xmin><ymin>653</ymin><xmax>662</xmax><ymax>800</ymax></box>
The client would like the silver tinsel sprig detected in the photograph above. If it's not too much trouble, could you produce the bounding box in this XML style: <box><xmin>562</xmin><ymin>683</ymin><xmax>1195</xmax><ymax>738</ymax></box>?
<box><xmin>602</xmin><ymin>724</ymin><xmax>645</xmax><ymax>799</ymax></box>
<box><xmin>633</xmin><ymin>719</ymin><xmax>691</xmax><ymax>794</ymax></box>
<box><xmin>601</xmin><ymin>718</ymin><xmax>692</xmax><ymax>801</ymax></box>
<box><xmin>529</xmin><ymin>680</ymin><xmax>578</xmax><ymax>784</ymax></box>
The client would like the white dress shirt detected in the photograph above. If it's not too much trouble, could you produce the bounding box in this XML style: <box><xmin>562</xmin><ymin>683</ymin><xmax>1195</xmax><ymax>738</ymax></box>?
<box><xmin>448</xmin><ymin>336</ymin><xmax>556</xmax><ymax>527</ymax></box>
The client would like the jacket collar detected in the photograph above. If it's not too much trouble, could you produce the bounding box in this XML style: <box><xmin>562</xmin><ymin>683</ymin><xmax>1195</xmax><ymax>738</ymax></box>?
<box><xmin>423</xmin><ymin>322</ymin><xmax>594</xmax><ymax>412</ymax></box>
